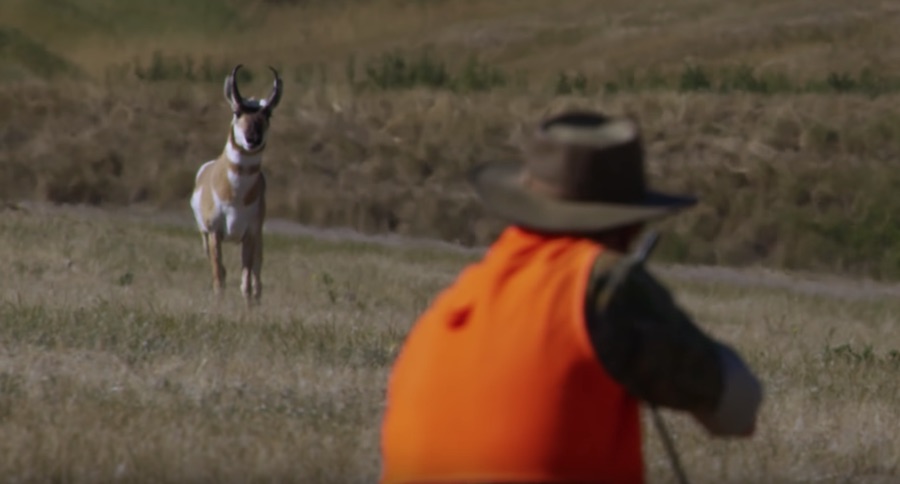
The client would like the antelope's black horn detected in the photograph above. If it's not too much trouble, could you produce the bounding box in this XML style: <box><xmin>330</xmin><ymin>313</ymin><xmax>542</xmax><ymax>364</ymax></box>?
<box><xmin>229</xmin><ymin>64</ymin><xmax>246</xmax><ymax>109</ymax></box>
<box><xmin>264</xmin><ymin>66</ymin><xmax>283</xmax><ymax>110</ymax></box>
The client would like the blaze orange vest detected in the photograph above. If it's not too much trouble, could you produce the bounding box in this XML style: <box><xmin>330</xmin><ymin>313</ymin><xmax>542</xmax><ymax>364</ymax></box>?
<box><xmin>380</xmin><ymin>226</ymin><xmax>644</xmax><ymax>484</ymax></box>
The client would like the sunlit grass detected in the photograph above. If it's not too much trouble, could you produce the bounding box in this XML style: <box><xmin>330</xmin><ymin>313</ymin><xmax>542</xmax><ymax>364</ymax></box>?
<box><xmin>0</xmin><ymin>206</ymin><xmax>898</xmax><ymax>482</ymax></box>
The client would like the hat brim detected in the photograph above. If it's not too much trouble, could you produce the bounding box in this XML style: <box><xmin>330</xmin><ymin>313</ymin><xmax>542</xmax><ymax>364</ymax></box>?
<box><xmin>468</xmin><ymin>160</ymin><xmax>697</xmax><ymax>233</ymax></box>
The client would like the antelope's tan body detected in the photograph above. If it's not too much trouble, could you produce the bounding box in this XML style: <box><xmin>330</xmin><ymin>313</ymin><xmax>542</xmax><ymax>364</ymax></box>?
<box><xmin>190</xmin><ymin>64</ymin><xmax>282</xmax><ymax>306</ymax></box>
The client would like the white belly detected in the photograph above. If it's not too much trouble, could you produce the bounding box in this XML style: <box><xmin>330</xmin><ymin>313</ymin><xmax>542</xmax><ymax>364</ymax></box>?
<box><xmin>219</xmin><ymin>200</ymin><xmax>260</xmax><ymax>242</ymax></box>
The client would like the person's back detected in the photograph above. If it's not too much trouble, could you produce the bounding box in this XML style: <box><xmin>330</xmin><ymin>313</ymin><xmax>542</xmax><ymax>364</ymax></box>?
<box><xmin>381</xmin><ymin>227</ymin><xmax>643</xmax><ymax>483</ymax></box>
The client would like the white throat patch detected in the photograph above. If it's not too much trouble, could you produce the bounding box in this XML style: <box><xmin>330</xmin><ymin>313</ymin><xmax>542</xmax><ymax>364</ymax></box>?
<box><xmin>226</xmin><ymin>127</ymin><xmax>263</xmax><ymax>166</ymax></box>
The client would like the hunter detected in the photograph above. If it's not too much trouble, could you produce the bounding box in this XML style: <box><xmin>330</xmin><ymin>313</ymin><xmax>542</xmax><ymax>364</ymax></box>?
<box><xmin>379</xmin><ymin>109</ymin><xmax>764</xmax><ymax>484</ymax></box>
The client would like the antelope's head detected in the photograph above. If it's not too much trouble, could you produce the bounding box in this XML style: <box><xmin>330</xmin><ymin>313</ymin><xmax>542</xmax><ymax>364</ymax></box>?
<box><xmin>223</xmin><ymin>64</ymin><xmax>283</xmax><ymax>152</ymax></box>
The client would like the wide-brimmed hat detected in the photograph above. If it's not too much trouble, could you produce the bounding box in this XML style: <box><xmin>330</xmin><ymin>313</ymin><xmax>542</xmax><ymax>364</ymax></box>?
<box><xmin>467</xmin><ymin>110</ymin><xmax>698</xmax><ymax>233</ymax></box>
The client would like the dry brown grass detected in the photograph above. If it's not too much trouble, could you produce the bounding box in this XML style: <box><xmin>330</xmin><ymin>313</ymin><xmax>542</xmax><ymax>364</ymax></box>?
<box><xmin>3</xmin><ymin>0</ymin><xmax>900</xmax><ymax>279</ymax></box>
<box><xmin>3</xmin><ymin>1</ymin><xmax>900</xmax><ymax>482</ymax></box>
<box><xmin>1</xmin><ymin>204</ymin><xmax>899</xmax><ymax>483</ymax></box>
<box><xmin>5</xmin><ymin>83</ymin><xmax>900</xmax><ymax>277</ymax></box>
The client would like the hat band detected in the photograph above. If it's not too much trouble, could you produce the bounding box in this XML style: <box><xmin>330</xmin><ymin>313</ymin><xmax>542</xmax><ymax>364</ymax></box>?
<box><xmin>520</xmin><ymin>168</ymin><xmax>651</xmax><ymax>204</ymax></box>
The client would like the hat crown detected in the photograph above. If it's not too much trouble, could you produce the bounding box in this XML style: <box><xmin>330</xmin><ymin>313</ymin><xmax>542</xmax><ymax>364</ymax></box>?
<box><xmin>465</xmin><ymin>108</ymin><xmax>696</xmax><ymax>233</ymax></box>
<box><xmin>522</xmin><ymin>112</ymin><xmax>646</xmax><ymax>205</ymax></box>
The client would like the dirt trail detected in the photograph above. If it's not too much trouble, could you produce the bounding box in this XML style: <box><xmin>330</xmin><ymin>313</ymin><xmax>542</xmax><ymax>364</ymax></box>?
<box><xmin>11</xmin><ymin>200</ymin><xmax>900</xmax><ymax>302</ymax></box>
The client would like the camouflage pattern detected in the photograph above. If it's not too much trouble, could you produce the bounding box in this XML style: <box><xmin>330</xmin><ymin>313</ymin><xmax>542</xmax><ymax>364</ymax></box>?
<box><xmin>584</xmin><ymin>251</ymin><xmax>724</xmax><ymax>414</ymax></box>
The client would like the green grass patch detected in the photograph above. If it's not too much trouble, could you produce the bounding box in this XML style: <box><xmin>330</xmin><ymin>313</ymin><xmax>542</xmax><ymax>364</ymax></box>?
<box><xmin>603</xmin><ymin>64</ymin><xmax>900</xmax><ymax>97</ymax></box>
<box><xmin>2</xmin><ymin>0</ymin><xmax>243</xmax><ymax>40</ymax></box>
<box><xmin>98</xmin><ymin>49</ymin><xmax>900</xmax><ymax>98</ymax></box>
<box><xmin>0</xmin><ymin>27</ymin><xmax>83</xmax><ymax>81</ymax></box>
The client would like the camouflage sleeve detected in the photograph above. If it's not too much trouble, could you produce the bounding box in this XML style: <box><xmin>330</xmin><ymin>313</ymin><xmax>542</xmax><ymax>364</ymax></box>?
<box><xmin>583</xmin><ymin>252</ymin><xmax>724</xmax><ymax>414</ymax></box>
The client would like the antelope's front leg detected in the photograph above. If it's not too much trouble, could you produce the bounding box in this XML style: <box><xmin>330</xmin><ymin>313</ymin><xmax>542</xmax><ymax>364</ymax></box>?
<box><xmin>208</xmin><ymin>230</ymin><xmax>226</xmax><ymax>294</ymax></box>
<box><xmin>241</xmin><ymin>232</ymin><xmax>261</xmax><ymax>306</ymax></box>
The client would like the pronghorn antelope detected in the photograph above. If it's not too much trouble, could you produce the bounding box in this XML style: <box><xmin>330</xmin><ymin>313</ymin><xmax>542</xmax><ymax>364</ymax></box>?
<box><xmin>190</xmin><ymin>64</ymin><xmax>283</xmax><ymax>306</ymax></box>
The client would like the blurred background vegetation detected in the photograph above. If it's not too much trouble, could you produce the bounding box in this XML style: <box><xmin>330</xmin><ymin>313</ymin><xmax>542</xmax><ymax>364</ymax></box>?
<box><xmin>3</xmin><ymin>0</ymin><xmax>900</xmax><ymax>279</ymax></box>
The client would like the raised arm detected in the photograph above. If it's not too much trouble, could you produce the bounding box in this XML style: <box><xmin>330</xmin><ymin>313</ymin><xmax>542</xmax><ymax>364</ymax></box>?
<box><xmin>583</xmin><ymin>252</ymin><xmax>763</xmax><ymax>437</ymax></box>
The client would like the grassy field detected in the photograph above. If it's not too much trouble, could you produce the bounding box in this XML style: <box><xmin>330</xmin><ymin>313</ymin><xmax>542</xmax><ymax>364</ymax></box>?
<box><xmin>3</xmin><ymin>2</ymin><xmax>900</xmax><ymax>483</ymax></box>
<box><xmin>1</xmin><ymin>204</ymin><xmax>899</xmax><ymax>483</ymax></box>
<box><xmin>2</xmin><ymin>0</ymin><xmax>900</xmax><ymax>279</ymax></box>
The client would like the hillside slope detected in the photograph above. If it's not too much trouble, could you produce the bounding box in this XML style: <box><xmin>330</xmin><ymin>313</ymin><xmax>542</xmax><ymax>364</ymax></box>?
<box><xmin>3</xmin><ymin>0</ymin><xmax>900</xmax><ymax>279</ymax></box>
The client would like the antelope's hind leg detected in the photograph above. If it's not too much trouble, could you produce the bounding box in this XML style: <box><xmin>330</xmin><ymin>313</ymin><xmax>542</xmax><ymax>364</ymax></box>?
<box><xmin>201</xmin><ymin>231</ymin><xmax>210</xmax><ymax>258</ymax></box>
